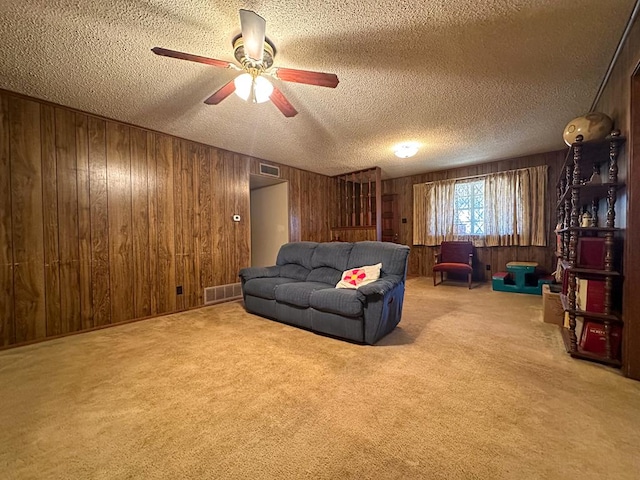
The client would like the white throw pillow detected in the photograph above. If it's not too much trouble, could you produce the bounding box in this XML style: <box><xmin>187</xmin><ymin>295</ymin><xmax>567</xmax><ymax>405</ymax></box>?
<box><xmin>336</xmin><ymin>263</ymin><xmax>382</xmax><ymax>289</ymax></box>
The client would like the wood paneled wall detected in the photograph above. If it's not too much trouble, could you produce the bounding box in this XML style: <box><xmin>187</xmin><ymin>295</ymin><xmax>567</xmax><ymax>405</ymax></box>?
<box><xmin>0</xmin><ymin>91</ymin><xmax>332</xmax><ymax>346</ymax></box>
<box><xmin>593</xmin><ymin>12</ymin><xmax>640</xmax><ymax>379</ymax></box>
<box><xmin>329</xmin><ymin>227</ymin><xmax>377</xmax><ymax>242</ymax></box>
<box><xmin>248</xmin><ymin>161</ymin><xmax>333</xmax><ymax>243</ymax></box>
<box><xmin>381</xmin><ymin>151</ymin><xmax>566</xmax><ymax>278</ymax></box>
<box><xmin>0</xmin><ymin>88</ymin><xmax>569</xmax><ymax>348</ymax></box>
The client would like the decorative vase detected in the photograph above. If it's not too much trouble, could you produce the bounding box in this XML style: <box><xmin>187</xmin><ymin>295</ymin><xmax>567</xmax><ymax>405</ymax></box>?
<box><xmin>563</xmin><ymin>112</ymin><xmax>613</xmax><ymax>146</ymax></box>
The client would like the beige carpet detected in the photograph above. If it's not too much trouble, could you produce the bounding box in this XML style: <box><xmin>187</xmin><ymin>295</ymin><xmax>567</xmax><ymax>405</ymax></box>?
<box><xmin>2</xmin><ymin>277</ymin><xmax>639</xmax><ymax>479</ymax></box>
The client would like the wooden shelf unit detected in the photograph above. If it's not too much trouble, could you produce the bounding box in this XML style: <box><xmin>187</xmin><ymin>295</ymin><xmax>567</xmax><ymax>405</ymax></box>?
<box><xmin>555</xmin><ymin>131</ymin><xmax>625</xmax><ymax>367</ymax></box>
<box><xmin>559</xmin><ymin>294</ymin><xmax>622</xmax><ymax>323</ymax></box>
<box><xmin>560</xmin><ymin>328</ymin><xmax>622</xmax><ymax>367</ymax></box>
<box><xmin>331</xmin><ymin>167</ymin><xmax>382</xmax><ymax>242</ymax></box>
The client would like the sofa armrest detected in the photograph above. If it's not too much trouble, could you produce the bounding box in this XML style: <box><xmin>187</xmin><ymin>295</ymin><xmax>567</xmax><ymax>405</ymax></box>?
<box><xmin>239</xmin><ymin>265</ymin><xmax>281</xmax><ymax>282</ymax></box>
<box><xmin>356</xmin><ymin>275</ymin><xmax>403</xmax><ymax>299</ymax></box>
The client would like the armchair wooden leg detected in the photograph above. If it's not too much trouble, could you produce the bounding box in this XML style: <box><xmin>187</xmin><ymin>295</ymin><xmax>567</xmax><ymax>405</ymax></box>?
<box><xmin>468</xmin><ymin>272</ymin><xmax>472</xmax><ymax>289</ymax></box>
<box><xmin>433</xmin><ymin>274</ymin><xmax>436</xmax><ymax>287</ymax></box>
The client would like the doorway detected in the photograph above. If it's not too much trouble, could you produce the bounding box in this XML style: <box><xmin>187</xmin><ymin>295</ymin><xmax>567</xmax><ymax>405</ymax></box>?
<box><xmin>249</xmin><ymin>174</ymin><xmax>289</xmax><ymax>267</ymax></box>
<box><xmin>381</xmin><ymin>193</ymin><xmax>399</xmax><ymax>242</ymax></box>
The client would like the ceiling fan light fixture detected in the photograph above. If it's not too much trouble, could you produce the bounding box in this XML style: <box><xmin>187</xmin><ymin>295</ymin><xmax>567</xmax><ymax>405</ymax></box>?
<box><xmin>234</xmin><ymin>73</ymin><xmax>253</xmax><ymax>101</ymax></box>
<box><xmin>233</xmin><ymin>73</ymin><xmax>273</xmax><ymax>104</ymax></box>
<box><xmin>394</xmin><ymin>142</ymin><xmax>419</xmax><ymax>158</ymax></box>
<box><xmin>253</xmin><ymin>75</ymin><xmax>274</xmax><ymax>103</ymax></box>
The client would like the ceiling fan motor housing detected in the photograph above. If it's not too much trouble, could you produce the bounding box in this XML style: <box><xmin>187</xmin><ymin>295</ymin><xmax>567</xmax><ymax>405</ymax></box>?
<box><xmin>233</xmin><ymin>36</ymin><xmax>275</xmax><ymax>71</ymax></box>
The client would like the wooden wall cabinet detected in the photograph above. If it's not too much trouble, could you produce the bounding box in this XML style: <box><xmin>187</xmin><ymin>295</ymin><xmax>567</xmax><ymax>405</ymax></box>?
<box><xmin>556</xmin><ymin>131</ymin><xmax>625</xmax><ymax>367</ymax></box>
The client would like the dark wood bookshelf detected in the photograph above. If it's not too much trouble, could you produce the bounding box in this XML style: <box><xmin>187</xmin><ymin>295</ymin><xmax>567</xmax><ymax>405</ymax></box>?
<box><xmin>560</xmin><ymin>294</ymin><xmax>623</xmax><ymax>323</ymax></box>
<box><xmin>554</xmin><ymin>131</ymin><xmax>625</xmax><ymax>367</ymax></box>
<box><xmin>561</xmin><ymin>328</ymin><xmax>622</xmax><ymax>367</ymax></box>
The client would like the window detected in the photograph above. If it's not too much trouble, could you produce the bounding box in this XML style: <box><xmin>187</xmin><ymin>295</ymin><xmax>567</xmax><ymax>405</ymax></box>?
<box><xmin>453</xmin><ymin>180</ymin><xmax>484</xmax><ymax>235</ymax></box>
<box><xmin>412</xmin><ymin>165</ymin><xmax>548</xmax><ymax>247</ymax></box>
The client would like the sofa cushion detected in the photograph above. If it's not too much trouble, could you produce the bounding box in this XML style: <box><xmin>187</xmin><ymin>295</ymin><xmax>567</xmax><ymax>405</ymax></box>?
<box><xmin>239</xmin><ymin>265</ymin><xmax>280</xmax><ymax>282</ymax></box>
<box><xmin>307</xmin><ymin>266</ymin><xmax>343</xmax><ymax>285</ymax></box>
<box><xmin>243</xmin><ymin>277</ymin><xmax>302</xmax><ymax>300</ymax></box>
<box><xmin>336</xmin><ymin>263</ymin><xmax>382</xmax><ymax>289</ymax></box>
<box><xmin>279</xmin><ymin>263</ymin><xmax>311</xmax><ymax>281</ymax></box>
<box><xmin>275</xmin><ymin>281</ymin><xmax>334</xmax><ymax>308</ymax></box>
<box><xmin>309</xmin><ymin>288</ymin><xmax>364</xmax><ymax>317</ymax></box>
<box><xmin>276</xmin><ymin>242</ymin><xmax>318</xmax><ymax>270</ymax></box>
<box><xmin>311</xmin><ymin>242</ymin><xmax>353</xmax><ymax>271</ymax></box>
<box><xmin>348</xmin><ymin>241</ymin><xmax>410</xmax><ymax>277</ymax></box>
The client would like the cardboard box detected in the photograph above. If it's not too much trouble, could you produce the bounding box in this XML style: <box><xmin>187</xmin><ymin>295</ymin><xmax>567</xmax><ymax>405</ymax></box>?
<box><xmin>542</xmin><ymin>284</ymin><xmax>564</xmax><ymax>325</ymax></box>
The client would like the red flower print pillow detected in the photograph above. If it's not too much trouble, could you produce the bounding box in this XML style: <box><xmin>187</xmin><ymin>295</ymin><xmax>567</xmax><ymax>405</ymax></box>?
<box><xmin>335</xmin><ymin>263</ymin><xmax>382</xmax><ymax>289</ymax></box>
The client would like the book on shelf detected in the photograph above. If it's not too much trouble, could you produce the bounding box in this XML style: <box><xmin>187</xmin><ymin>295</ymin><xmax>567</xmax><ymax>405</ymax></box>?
<box><xmin>579</xmin><ymin>321</ymin><xmax>622</xmax><ymax>358</ymax></box>
<box><xmin>577</xmin><ymin>237</ymin><xmax>606</xmax><ymax>269</ymax></box>
<box><xmin>577</xmin><ymin>278</ymin><xmax>605</xmax><ymax>313</ymax></box>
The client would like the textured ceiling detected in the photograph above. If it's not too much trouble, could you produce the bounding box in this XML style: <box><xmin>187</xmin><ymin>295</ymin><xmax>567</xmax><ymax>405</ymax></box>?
<box><xmin>0</xmin><ymin>0</ymin><xmax>636</xmax><ymax>179</ymax></box>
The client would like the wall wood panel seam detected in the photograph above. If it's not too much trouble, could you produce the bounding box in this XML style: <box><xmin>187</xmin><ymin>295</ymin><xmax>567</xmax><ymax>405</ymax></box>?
<box><xmin>1</xmin><ymin>95</ymin><xmax>16</xmax><ymax>345</ymax></box>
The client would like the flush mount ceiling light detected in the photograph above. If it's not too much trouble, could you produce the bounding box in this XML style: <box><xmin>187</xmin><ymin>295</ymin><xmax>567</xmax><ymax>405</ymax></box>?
<box><xmin>394</xmin><ymin>142</ymin><xmax>419</xmax><ymax>158</ymax></box>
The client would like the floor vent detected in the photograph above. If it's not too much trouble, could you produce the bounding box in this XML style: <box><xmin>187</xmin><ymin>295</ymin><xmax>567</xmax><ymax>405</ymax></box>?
<box><xmin>259</xmin><ymin>163</ymin><xmax>280</xmax><ymax>178</ymax></box>
<box><xmin>204</xmin><ymin>283</ymin><xmax>242</xmax><ymax>305</ymax></box>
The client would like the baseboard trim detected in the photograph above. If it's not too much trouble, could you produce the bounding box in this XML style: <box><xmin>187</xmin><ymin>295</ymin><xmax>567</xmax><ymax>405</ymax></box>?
<box><xmin>0</xmin><ymin>296</ymin><xmax>243</xmax><ymax>352</ymax></box>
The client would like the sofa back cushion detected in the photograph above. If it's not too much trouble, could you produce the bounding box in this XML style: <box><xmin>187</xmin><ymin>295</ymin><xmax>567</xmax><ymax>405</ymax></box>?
<box><xmin>311</xmin><ymin>242</ymin><xmax>354</xmax><ymax>270</ymax></box>
<box><xmin>307</xmin><ymin>267</ymin><xmax>342</xmax><ymax>285</ymax></box>
<box><xmin>306</xmin><ymin>242</ymin><xmax>354</xmax><ymax>285</ymax></box>
<box><xmin>275</xmin><ymin>242</ymin><xmax>318</xmax><ymax>281</ymax></box>
<box><xmin>347</xmin><ymin>241</ymin><xmax>410</xmax><ymax>278</ymax></box>
<box><xmin>279</xmin><ymin>264</ymin><xmax>312</xmax><ymax>281</ymax></box>
<box><xmin>276</xmin><ymin>241</ymin><xmax>318</xmax><ymax>268</ymax></box>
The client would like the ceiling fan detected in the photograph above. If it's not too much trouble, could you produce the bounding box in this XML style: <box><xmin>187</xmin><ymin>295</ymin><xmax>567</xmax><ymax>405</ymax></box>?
<box><xmin>152</xmin><ymin>9</ymin><xmax>339</xmax><ymax>118</ymax></box>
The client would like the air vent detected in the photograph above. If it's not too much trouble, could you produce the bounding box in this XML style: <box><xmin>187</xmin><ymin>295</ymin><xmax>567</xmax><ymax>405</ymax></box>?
<box><xmin>204</xmin><ymin>283</ymin><xmax>242</xmax><ymax>305</ymax></box>
<box><xmin>259</xmin><ymin>163</ymin><xmax>280</xmax><ymax>178</ymax></box>
<box><xmin>204</xmin><ymin>287</ymin><xmax>216</xmax><ymax>305</ymax></box>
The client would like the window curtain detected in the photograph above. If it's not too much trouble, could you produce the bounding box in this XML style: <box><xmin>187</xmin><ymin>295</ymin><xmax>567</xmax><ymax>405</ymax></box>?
<box><xmin>413</xmin><ymin>165</ymin><xmax>548</xmax><ymax>247</ymax></box>
<box><xmin>413</xmin><ymin>179</ymin><xmax>456</xmax><ymax>245</ymax></box>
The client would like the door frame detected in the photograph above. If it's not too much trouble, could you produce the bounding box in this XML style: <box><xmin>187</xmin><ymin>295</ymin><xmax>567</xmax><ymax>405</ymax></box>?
<box><xmin>623</xmin><ymin>63</ymin><xmax>640</xmax><ymax>379</ymax></box>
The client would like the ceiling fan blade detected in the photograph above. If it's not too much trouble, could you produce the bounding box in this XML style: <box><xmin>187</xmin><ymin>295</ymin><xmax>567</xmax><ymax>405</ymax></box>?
<box><xmin>239</xmin><ymin>9</ymin><xmax>266</xmax><ymax>62</ymax></box>
<box><xmin>204</xmin><ymin>80</ymin><xmax>237</xmax><ymax>105</ymax></box>
<box><xmin>273</xmin><ymin>68</ymin><xmax>339</xmax><ymax>88</ymax></box>
<box><xmin>152</xmin><ymin>47</ymin><xmax>233</xmax><ymax>69</ymax></box>
<box><xmin>270</xmin><ymin>86</ymin><xmax>298</xmax><ymax>117</ymax></box>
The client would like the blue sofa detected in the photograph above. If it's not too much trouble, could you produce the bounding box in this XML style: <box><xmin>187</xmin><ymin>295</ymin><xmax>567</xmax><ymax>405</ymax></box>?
<box><xmin>238</xmin><ymin>241</ymin><xmax>410</xmax><ymax>344</ymax></box>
